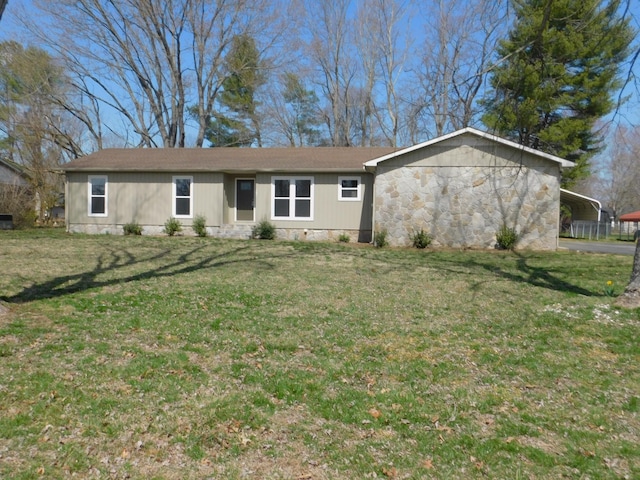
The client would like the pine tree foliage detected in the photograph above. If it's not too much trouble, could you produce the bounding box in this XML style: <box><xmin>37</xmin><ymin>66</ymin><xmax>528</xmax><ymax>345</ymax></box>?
<box><xmin>482</xmin><ymin>0</ymin><xmax>635</xmax><ymax>187</ymax></box>
<box><xmin>282</xmin><ymin>72</ymin><xmax>321</xmax><ymax>147</ymax></box>
<box><xmin>205</xmin><ymin>34</ymin><xmax>266</xmax><ymax>148</ymax></box>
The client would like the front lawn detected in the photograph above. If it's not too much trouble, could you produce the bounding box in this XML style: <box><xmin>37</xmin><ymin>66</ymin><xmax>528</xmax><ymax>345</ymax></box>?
<box><xmin>0</xmin><ymin>230</ymin><xmax>638</xmax><ymax>479</ymax></box>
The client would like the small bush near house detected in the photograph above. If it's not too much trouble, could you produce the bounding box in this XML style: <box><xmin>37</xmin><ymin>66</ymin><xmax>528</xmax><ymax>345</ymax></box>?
<box><xmin>338</xmin><ymin>233</ymin><xmax>350</xmax><ymax>243</ymax></box>
<box><xmin>164</xmin><ymin>217</ymin><xmax>183</xmax><ymax>236</ymax></box>
<box><xmin>193</xmin><ymin>214</ymin><xmax>207</xmax><ymax>237</ymax></box>
<box><xmin>374</xmin><ymin>229</ymin><xmax>388</xmax><ymax>248</ymax></box>
<box><xmin>123</xmin><ymin>222</ymin><xmax>143</xmax><ymax>235</ymax></box>
<box><xmin>496</xmin><ymin>224</ymin><xmax>519</xmax><ymax>250</ymax></box>
<box><xmin>252</xmin><ymin>220</ymin><xmax>276</xmax><ymax>240</ymax></box>
<box><xmin>411</xmin><ymin>228</ymin><xmax>432</xmax><ymax>249</ymax></box>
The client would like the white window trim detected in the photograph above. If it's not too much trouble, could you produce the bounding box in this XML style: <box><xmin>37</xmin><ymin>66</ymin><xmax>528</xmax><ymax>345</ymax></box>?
<box><xmin>172</xmin><ymin>176</ymin><xmax>193</xmax><ymax>218</ymax></box>
<box><xmin>88</xmin><ymin>175</ymin><xmax>108</xmax><ymax>217</ymax></box>
<box><xmin>271</xmin><ymin>176</ymin><xmax>314</xmax><ymax>221</ymax></box>
<box><xmin>338</xmin><ymin>176</ymin><xmax>361</xmax><ymax>201</ymax></box>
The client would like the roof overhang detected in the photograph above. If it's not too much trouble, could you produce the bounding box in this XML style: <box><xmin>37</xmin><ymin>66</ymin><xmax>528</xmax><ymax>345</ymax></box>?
<box><xmin>560</xmin><ymin>189</ymin><xmax>601</xmax><ymax>222</ymax></box>
<box><xmin>61</xmin><ymin>147</ymin><xmax>397</xmax><ymax>173</ymax></box>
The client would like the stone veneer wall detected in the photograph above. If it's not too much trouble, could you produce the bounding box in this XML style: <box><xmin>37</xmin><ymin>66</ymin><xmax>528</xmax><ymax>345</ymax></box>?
<box><xmin>373</xmin><ymin>162</ymin><xmax>561</xmax><ymax>250</ymax></box>
<box><xmin>67</xmin><ymin>223</ymin><xmax>369</xmax><ymax>243</ymax></box>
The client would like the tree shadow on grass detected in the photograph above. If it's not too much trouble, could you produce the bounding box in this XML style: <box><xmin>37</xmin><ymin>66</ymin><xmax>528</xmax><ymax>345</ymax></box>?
<box><xmin>1</xmin><ymin>243</ymin><xmax>297</xmax><ymax>304</ymax></box>
<box><xmin>450</xmin><ymin>251</ymin><xmax>596</xmax><ymax>297</ymax></box>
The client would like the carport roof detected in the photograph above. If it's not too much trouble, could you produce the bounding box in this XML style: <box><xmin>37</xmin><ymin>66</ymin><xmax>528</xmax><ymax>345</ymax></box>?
<box><xmin>560</xmin><ymin>189</ymin><xmax>601</xmax><ymax>222</ymax></box>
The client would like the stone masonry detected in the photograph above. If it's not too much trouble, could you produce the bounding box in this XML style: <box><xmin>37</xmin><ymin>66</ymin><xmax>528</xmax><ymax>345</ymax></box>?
<box><xmin>373</xmin><ymin>160</ymin><xmax>561</xmax><ymax>250</ymax></box>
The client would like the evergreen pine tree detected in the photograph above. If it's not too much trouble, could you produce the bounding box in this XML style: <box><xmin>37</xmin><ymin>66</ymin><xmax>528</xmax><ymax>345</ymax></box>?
<box><xmin>206</xmin><ymin>34</ymin><xmax>265</xmax><ymax>147</ymax></box>
<box><xmin>282</xmin><ymin>72</ymin><xmax>321</xmax><ymax>146</ymax></box>
<box><xmin>482</xmin><ymin>0</ymin><xmax>634</xmax><ymax>187</ymax></box>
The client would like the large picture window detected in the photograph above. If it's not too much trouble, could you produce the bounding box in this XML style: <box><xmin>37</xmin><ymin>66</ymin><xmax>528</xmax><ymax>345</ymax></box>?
<box><xmin>88</xmin><ymin>175</ymin><xmax>107</xmax><ymax>216</ymax></box>
<box><xmin>272</xmin><ymin>176</ymin><xmax>313</xmax><ymax>220</ymax></box>
<box><xmin>173</xmin><ymin>176</ymin><xmax>193</xmax><ymax>218</ymax></box>
<box><xmin>338</xmin><ymin>176</ymin><xmax>361</xmax><ymax>201</ymax></box>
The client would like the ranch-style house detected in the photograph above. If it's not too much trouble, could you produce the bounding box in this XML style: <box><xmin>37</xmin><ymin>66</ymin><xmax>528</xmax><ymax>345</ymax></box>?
<box><xmin>62</xmin><ymin>128</ymin><xmax>577</xmax><ymax>250</ymax></box>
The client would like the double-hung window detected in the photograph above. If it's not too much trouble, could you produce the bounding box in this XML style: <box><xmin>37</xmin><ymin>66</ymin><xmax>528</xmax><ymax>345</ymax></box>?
<box><xmin>173</xmin><ymin>176</ymin><xmax>193</xmax><ymax>218</ymax></box>
<box><xmin>272</xmin><ymin>176</ymin><xmax>313</xmax><ymax>220</ymax></box>
<box><xmin>88</xmin><ymin>175</ymin><xmax>107</xmax><ymax>216</ymax></box>
<box><xmin>338</xmin><ymin>176</ymin><xmax>361</xmax><ymax>201</ymax></box>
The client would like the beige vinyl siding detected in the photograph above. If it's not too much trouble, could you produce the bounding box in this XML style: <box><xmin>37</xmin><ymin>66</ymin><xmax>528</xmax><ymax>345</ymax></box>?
<box><xmin>67</xmin><ymin>172</ymin><xmax>224</xmax><ymax>228</ymax></box>
<box><xmin>252</xmin><ymin>173</ymin><xmax>373</xmax><ymax>230</ymax></box>
<box><xmin>67</xmin><ymin>170</ymin><xmax>374</xmax><ymax>236</ymax></box>
<box><xmin>379</xmin><ymin>133</ymin><xmax>560</xmax><ymax>172</ymax></box>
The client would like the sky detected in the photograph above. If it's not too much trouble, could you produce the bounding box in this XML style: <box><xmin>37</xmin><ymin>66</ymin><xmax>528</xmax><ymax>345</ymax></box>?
<box><xmin>1</xmin><ymin>0</ymin><xmax>639</xmax><ymax>144</ymax></box>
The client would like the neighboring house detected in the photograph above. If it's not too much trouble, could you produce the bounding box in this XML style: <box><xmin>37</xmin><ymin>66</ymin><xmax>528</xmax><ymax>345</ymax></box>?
<box><xmin>0</xmin><ymin>157</ymin><xmax>31</xmax><ymax>229</ymax></box>
<box><xmin>62</xmin><ymin>128</ymin><xmax>574</xmax><ymax>250</ymax></box>
<box><xmin>0</xmin><ymin>157</ymin><xmax>29</xmax><ymax>188</ymax></box>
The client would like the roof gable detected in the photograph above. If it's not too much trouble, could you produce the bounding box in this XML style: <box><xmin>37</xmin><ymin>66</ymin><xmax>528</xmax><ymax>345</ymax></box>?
<box><xmin>0</xmin><ymin>158</ymin><xmax>29</xmax><ymax>184</ymax></box>
<box><xmin>364</xmin><ymin>127</ymin><xmax>574</xmax><ymax>169</ymax></box>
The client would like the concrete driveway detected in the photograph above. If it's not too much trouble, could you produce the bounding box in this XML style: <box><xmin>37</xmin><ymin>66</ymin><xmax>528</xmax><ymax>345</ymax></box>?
<box><xmin>559</xmin><ymin>239</ymin><xmax>637</xmax><ymax>256</ymax></box>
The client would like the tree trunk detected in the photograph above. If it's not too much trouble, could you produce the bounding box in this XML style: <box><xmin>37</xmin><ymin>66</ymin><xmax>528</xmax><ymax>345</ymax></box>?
<box><xmin>615</xmin><ymin>239</ymin><xmax>640</xmax><ymax>308</ymax></box>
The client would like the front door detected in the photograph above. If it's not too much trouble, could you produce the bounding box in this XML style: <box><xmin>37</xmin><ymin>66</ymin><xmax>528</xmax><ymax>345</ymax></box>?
<box><xmin>236</xmin><ymin>179</ymin><xmax>255</xmax><ymax>222</ymax></box>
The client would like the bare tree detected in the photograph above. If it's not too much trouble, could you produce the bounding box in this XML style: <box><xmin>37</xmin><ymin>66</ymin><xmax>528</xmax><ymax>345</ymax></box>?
<box><xmin>587</xmin><ymin>125</ymin><xmax>640</xmax><ymax>219</ymax></box>
<box><xmin>303</xmin><ymin>0</ymin><xmax>357</xmax><ymax>147</ymax></box>
<box><xmin>608</xmin><ymin>0</ymin><xmax>640</xmax><ymax>308</ymax></box>
<box><xmin>22</xmin><ymin>0</ymin><xmax>283</xmax><ymax>148</ymax></box>
<box><xmin>0</xmin><ymin>41</ymin><xmax>68</xmax><ymax>222</ymax></box>
<box><xmin>0</xmin><ymin>0</ymin><xmax>8</xmax><ymax>22</ymax></box>
<box><xmin>0</xmin><ymin>179</ymin><xmax>33</xmax><ymax>227</ymax></box>
<box><xmin>414</xmin><ymin>0</ymin><xmax>509</xmax><ymax>137</ymax></box>
<box><xmin>355</xmin><ymin>0</ymin><xmax>411</xmax><ymax>147</ymax></box>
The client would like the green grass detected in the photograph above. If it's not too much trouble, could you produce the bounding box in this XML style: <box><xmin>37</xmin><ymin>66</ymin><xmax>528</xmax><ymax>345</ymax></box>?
<box><xmin>0</xmin><ymin>229</ymin><xmax>638</xmax><ymax>479</ymax></box>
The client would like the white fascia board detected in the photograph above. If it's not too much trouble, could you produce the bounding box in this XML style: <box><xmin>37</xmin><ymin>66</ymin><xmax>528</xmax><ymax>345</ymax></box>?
<box><xmin>363</xmin><ymin>127</ymin><xmax>575</xmax><ymax>169</ymax></box>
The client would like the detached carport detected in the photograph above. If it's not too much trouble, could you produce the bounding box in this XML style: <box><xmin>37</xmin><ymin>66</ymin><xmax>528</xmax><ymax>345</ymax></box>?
<box><xmin>618</xmin><ymin>210</ymin><xmax>640</xmax><ymax>241</ymax></box>
<box><xmin>560</xmin><ymin>189</ymin><xmax>603</xmax><ymax>239</ymax></box>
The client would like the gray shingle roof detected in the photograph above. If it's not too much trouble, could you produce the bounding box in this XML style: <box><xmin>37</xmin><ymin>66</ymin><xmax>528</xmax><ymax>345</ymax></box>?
<box><xmin>62</xmin><ymin>147</ymin><xmax>399</xmax><ymax>173</ymax></box>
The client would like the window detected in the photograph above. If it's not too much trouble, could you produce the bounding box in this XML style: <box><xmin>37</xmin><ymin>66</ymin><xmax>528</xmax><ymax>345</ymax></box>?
<box><xmin>272</xmin><ymin>176</ymin><xmax>313</xmax><ymax>220</ymax></box>
<box><xmin>338</xmin><ymin>176</ymin><xmax>361</xmax><ymax>201</ymax></box>
<box><xmin>88</xmin><ymin>175</ymin><xmax>107</xmax><ymax>216</ymax></box>
<box><xmin>173</xmin><ymin>176</ymin><xmax>193</xmax><ymax>218</ymax></box>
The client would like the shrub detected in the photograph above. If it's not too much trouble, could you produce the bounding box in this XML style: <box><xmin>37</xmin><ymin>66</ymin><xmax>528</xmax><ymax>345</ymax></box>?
<box><xmin>0</xmin><ymin>183</ymin><xmax>34</xmax><ymax>229</ymax></box>
<box><xmin>338</xmin><ymin>233</ymin><xmax>350</xmax><ymax>243</ymax></box>
<box><xmin>411</xmin><ymin>228</ymin><xmax>432</xmax><ymax>249</ymax></box>
<box><xmin>252</xmin><ymin>220</ymin><xmax>276</xmax><ymax>240</ymax></box>
<box><xmin>496</xmin><ymin>224</ymin><xmax>518</xmax><ymax>250</ymax></box>
<box><xmin>14</xmin><ymin>210</ymin><xmax>37</xmax><ymax>229</ymax></box>
<box><xmin>164</xmin><ymin>216</ymin><xmax>183</xmax><ymax>236</ymax></box>
<box><xmin>374</xmin><ymin>229</ymin><xmax>388</xmax><ymax>248</ymax></box>
<box><xmin>193</xmin><ymin>214</ymin><xmax>207</xmax><ymax>237</ymax></box>
<box><xmin>123</xmin><ymin>222</ymin><xmax>143</xmax><ymax>235</ymax></box>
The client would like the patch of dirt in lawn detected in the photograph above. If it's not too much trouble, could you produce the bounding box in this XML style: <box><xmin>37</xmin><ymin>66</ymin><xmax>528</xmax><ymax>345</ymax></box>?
<box><xmin>475</xmin><ymin>413</ymin><xmax>498</xmax><ymax>436</ymax></box>
<box><xmin>226</xmin><ymin>406</ymin><xmax>334</xmax><ymax>480</ymax></box>
<box><xmin>514</xmin><ymin>433</ymin><xmax>566</xmax><ymax>456</ymax></box>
